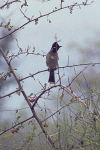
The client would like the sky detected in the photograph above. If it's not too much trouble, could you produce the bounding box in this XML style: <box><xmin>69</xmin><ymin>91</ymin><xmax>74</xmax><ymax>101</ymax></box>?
<box><xmin>0</xmin><ymin>0</ymin><xmax>100</xmax><ymax>119</ymax></box>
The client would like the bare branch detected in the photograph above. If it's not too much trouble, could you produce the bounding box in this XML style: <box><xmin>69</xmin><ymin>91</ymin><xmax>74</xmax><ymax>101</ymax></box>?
<box><xmin>0</xmin><ymin>46</ymin><xmax>58</xmax><ymax>149</ymax></box>
<box><xmin>0</xmin><ymin>47</ymin><xmax>32</xmax><ymax>109</ymax></box>
<box><xmin>0</xmin><ymin>88</ymin><xmax>21</xmax><ymax>99</ymax></box>
<box><xmin>32</xmin><ymin>107</ymin><xmax>58</xmax><ymax>150</ymax></box>
<box><xmin>0</xmin><ymin>0</ymin><xmax>21</xmax><ymax>9</ymax></box>
<box><xmin>0</xmin><ymin>116</ymin><xmax>33</xmax><ymax>136</ymax></box>
<box><xmin>20</xmin><ymin>62</ymin><xmax>100</xmax><ymax>81</ymax></box>
<box><xmin>0</xmin><ymin>1</ymin><xmax>93</xmax><ymax>40</ymax></box>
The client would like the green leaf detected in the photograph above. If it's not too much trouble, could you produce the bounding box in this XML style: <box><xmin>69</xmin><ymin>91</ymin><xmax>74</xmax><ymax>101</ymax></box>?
<box><xmin>30</xmin><ymin>93</ymin><xmax>33</xmax><ymax>96</ymax></box>
<box><xmin>70</xmin><ymin>97</ymin><xmax>74</xmax><ymax>102</ymax></box>
<box><xmin>21</xmin><ymin>2</ymin><xmax>28</xmax><ymax>8</ymax></box>
<box><xmin>89</xmin><ymin>87</ymin><xmax>93</xmax><ymax>93</ymax></box>
<box><xmin>60</xmin><ymin>93</ymin><xmax>64</xmax><ymax>101</ymax></box>
<box><xmin>17</xmin><ymin>91</ymin><xmax>21</xmax><ymax>96</ymax></box>
<box><xmin>5</xmin><ymin>25</ymin><xmax>9</xmax><ymax>28</ymax></box>
<box><xmin>35</xmin><ymin>18</ymin><xmax>38</xmax><ymax>25</ymax></box>
<box><xmin>3</xmin><ymin>133</ymin><xmax>13</xmax><ymax>140</ymax></box>
<box><xmin>44</xmin><ymin>83</ymin><xmax>47</xmax><ymax>89</ymax></box>
<box><xmin>6</xmin><ymin>50</ymin><xmax>9</xmax><ymax>56</ymax></box>
<box><xmin>17</xmin><ymin>116</ymin><xmax>21</xmax><ymax>121</ymax></box>
<box><xmin>0</xmin><ymin>77</ymin><xmax>4</xmax><ymax>82</ymax></box>
<box><xmin>7</xmin><ymin>72</ymin><xmax>11</xmax><ymax>77</ymax></box>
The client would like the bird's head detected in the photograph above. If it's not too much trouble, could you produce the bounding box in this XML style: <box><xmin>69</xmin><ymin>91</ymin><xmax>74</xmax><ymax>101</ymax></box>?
<box><xmin>51</xmin><ymin>42</ymin><xmax>62</xmax><ymax>52</ymax></box>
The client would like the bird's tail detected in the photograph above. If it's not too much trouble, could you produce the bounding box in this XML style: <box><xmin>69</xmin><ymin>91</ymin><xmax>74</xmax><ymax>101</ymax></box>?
<box><xmin>48</xmin><ymin>70</ymin><xmax>55</xmax><ymax>83</ymax></box>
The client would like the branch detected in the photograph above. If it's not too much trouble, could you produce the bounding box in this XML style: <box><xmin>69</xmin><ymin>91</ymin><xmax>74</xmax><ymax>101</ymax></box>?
<box><xmin>67</xmin><ymin>62</ymin><xmax>92</xmax><ymax>87</ymax></box>
<box><xmin>0</xmin><ymin>46</ymin><xmax>58</xmax><ymax>149</ymax></box>
<box><xmin>0</xmin><ymin>0</ymin><xmax>21</xmax><ymax>9</ymax></box>
<box><xmin>20</xmin><ymin>62</ymin><xmax>100</xmax><ymax>81</ymax></box>
<box><xmin>31</xmin><ymin>84</ymin><xmax>60</xmax><ymax>107</ymax></box>
<box><xmin>0</xmin><ymin>116</ymin><xmax>33</xmax><ymax>136</ymax></box>
<box><xmin>0</xmin><ymin>88</ymin><xmax>21</xmax><ymax>99</ymax></box>
<box><xmin>32</xmin><ymin>107</ymin><xmax>58</xmax><ymax>150</ymax></box>
<box><xmin>0</xmin><ymin>47</ymin><xmax>32</xmax><ymax>109</ymax></box>
<box><xmin>32</xmin><ymin>82</ymin><xmax>100</xmax><ymax>122</ymax></box>
<box><xmin>0</xmin><ymin>1</ymin><xmax>93</xmax><ymax>40</ymax></box>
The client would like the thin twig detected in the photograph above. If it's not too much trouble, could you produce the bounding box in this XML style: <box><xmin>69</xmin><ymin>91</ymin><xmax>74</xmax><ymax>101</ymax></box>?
<box><xmin>0</xmin><ymin>2</ymin><xmax>93</xmax><ymax>40</ymax></box>
<box><xmin>0</xmin><ymin>116</ymin><xmax>33</xmax><ymax>136</ymax></box>
<box><xmin>0</xmin><ymin>0</ymin><xmax>20</xmax><ymax>9</ymax></box>
<box><xmin>0</xmin><ymin>46</ymin><xmax>58</xmax><ymax>150</ymax></box>
<box><xmin>0</xmin><ymin>88</ymin><xmax>21</xmax><ymax>99</ymax></box>
<box><xmin>0</xmin><ymin>47</ymin><xmax>32</xmax><ymax>109</ymax></box>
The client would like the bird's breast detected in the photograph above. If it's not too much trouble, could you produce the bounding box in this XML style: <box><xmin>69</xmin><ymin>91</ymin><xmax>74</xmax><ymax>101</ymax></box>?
<box><xmin>46</xmin><ymin>52</ymin><xmax>58</xmax><ymax>69</ymax></box>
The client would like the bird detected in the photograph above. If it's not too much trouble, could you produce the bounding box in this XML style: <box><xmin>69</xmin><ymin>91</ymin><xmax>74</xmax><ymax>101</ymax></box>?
<box><xmin>46</xmin><ymin>42</ymin><xmax>62</xmax><ymax>83</ymax></box>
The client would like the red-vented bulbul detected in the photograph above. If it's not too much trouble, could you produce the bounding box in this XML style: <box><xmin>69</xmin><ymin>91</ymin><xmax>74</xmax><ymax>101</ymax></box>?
<box><xmin>46</xmin><ymin>42</ymin><xmax>62</xmax><ymax>83</ymax></box>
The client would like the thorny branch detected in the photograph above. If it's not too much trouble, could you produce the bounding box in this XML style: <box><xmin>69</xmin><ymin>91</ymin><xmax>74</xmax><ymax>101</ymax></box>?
<box><xmin>0</xmin><ymin>45</ymin><xmax>99</xmax><ymax>149</ymax></box>
<box><xmin>0</xmin><ymin>1</ymin><xmax>94</xmax><ymax>40</ymax></box>
<box><xmin>0</xmin><ymin>46</ymin><xmax>58</xmax><ymax>150</ymax></box>
<box><xmin>0</xmin><ymin>116</ymin><xmax>33</xmax><ymax>136</ymax></box>
<box><xmin>0</xmin><ymin>47</ymin><xmax>32</xmax><ymax>108</ymax></box>
<box><xmin>0</xmin><ymin>0</ymin><xmax>21</xmax><ymax>9</ymax></box>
